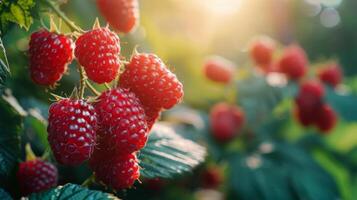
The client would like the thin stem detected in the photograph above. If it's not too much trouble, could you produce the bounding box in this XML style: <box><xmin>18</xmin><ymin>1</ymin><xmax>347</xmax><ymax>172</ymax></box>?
<box><xmin>42</xmin><ymin>0</ymin><xmax>83</xmax><ymax>33</ymax></box>
<box><xmin>78</xmin><ymin>65</ymin><xmax>86</xmax><ymax>99</ymax></box>
<box><xmin>85</xmin><ymin>80</ymin><xmax>101</xmax><ymax>96</ymax></box>
<box><xmin>41</xmin><ymin>147</ymin><xmax>51</xmax><ymax>160</ymax></box>
<box><xmin>81</xmin><ymin>174</ymin><xmax>95</xmax><ymax>187</ymax></box>
<box><xmin>104</xmin><ymin>83</ymin><xmax>111</xmax><ymax>90</ymax></box>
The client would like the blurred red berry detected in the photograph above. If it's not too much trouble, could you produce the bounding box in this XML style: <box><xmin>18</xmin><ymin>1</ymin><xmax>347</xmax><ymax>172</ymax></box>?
<box><xmin>143</xmin><ymin>105</ymin><xmax>162</xmax><ymax>131</ymax></box>
<box><xmin>96</xmin><ymin>0</ymin><xmax>139</xmax><ymax>33</ymax></box>
<box><xmin>294</xmin><ymin>107</ymin><xmax>316</xmax><ymax>127</ymax></box>
<box><xmin>119</xmin><ymin>53</ymin><xmax>184</xmax><ymax>109</ymax></box>
<box><xmin>315</xmin><ymin>104</ymin><xmax>337</xmax><ymax>133</ymax></box>
<box><xmin>250</xmin><ymin>37</ymin><xmax>275</xmax><ymax>66</ymax></box>
<box><xmin>295</xmin><ymin>80</ymin><xmax>325</xmax><ymax>111</ymax></box>
<box><xmin>278</xmin><ymin>45</ymin><xmax>308</xmax><ymax>80</ymax></box>
<box><xmin>90</xmin><ymin>152</ymin><xmax>140</xmax><ymax>190</ymax></box>
<box><xmin>201</xmin><ymin>167</ymin><xmax>223</xmax><ymax>189</ymax></box>
<box><xmin>29</xmin><ymin>29</ymin><xmax>73</xmax><ymax>86</ymax></box>
<box><xmin>95</xmin><ymin>88</ymin><xmax>148</xmax><ymax>154</ymax></box>
<box><xmin>203</xmin><ymin>56</ymin><xmax>235</xmax><ymax>84</ymax></box>
<box><xmin>48</xmin><ymin>99</ymin><xmax>97</xmax><ymax>166</ymax></box>
<box><xmin>318</xmin><ymin>63</ymin><xmax>343</xmax><ymax>87</ymax></box>
<box><xmin>210</xmin><ymin>103</ymin><xmax>245</xmax><ymax>142</ymax></box>
<box><xmin>17</xmin><ymin>159</ymin><xmax>58</xmax><ymax>196</ymax></box>
<box><xmin>75</xmin><ymin>27</ymin><xmax>121</xmax><ymax>83</ymax></box>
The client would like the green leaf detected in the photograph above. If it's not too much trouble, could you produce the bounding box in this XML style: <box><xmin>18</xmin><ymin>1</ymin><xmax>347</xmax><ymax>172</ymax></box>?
<box><xmin>0</xmin><ymin>188</ymin><xmax>12</xmax><ymax>200</ymax></box>
<box><xmin>28</xmin><ymin>184</ymin><xmax>119</xmax><ymax>200</ymax></box>
<box><xmin>0</xmin><ymin>91</ymin><xmax>24</xmax><ymax>178</ymax></box>
<box><xmin>139</xmin><ymin>123</ymin><xmax>206</xmax><ymax>179</ymax></box>
<box><xmin>228</xmin><ymin>142</ymin><xmax>340</xmax><ymax>200</ymax></box>
<box><xmin>0</xmin><ymin>37</ymin><xmax>10</xmax><ymax>92</ymax></box>
<box><xmin>237</xmin><ymin>75</ymin><xmax>285</xmax><ymax>128</ymax></box>
<box><xmin>0</xmin><ymin>0</ymin><xmax>35</xmax><ymax>33</ymax></box>
<box><xmin>325</xmin><ymin>87</ymin><xmax>357</xmax><ymax>122</ymax></box>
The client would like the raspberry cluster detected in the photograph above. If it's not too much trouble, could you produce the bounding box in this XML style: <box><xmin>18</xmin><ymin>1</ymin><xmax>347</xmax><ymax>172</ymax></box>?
<box><xmin>36</xmin><ymin>26</ymin><xmax>184</xmax><ymax>190</ymax></box>
<box><xmin>295</xmin><ymin>80</ymin><xmax>337</xmax><ymax>133</ymax></box>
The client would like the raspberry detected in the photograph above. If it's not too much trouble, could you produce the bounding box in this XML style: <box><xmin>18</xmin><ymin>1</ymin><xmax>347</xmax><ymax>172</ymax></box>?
<box><xmin>119</xmin><ymin>53</ymin><xmax>184</xmax><ymax>109</ymax></box>
<box><xmin>203</xmin><ymin>56</ymin><xmax>235</xmax><ymax>84</ymax></box>
<box><xmin>95</xmin><ymin>88</ymin><xmax>148</xmax><ymax>154</ymax></box>
<box><xmin>89</xmin><ymin>152</ymin><xmax>140</xmax><ymax>190</ymax></box>
<box><xmin>210</xmin><ymin>103</ymin><xmax>245</xmax><ymax>142</ymax></box>
<box><xmin>315</xmin><ymin>104</ymin><xmax>337</xmax><ymax>133</ymax></box>
<box><xmin>201</xmin><ymin>167</ymin><xmax>223</xmax><ymax>189</ymax></box>
<box><xmin>278</xmin><ymin>45</ymin><xmax>308</xmax><ymax>80</ymax></box>
<box><xmin>75</xmin><ymin>28</ymin><xmax>121</xmax><ymax>83</ymax></box>
<box><xmin>143</xmin><ymin>105</ymin><xmax>161</xmax><ymax>131</ymax></box>
<box><xmin>318</xmin><ymin>63</ymin><xmax>343</xmax><ymax>87</ymax></box>
<box><xmin>250</xmin><ymin>37</ymin><xmax>275</xmax><ymax>66</ymax></box>
<box><xmin>294</xmin><ymin>107</ymin><xmax>316</xmax><ymax>126</ymax></box>
<box><xmin>29</xmin><ymin>29</ymin><xmax>73</xmax><ymax>86</ymax></box>
<box><xmin>17</xmin><ymin>159</ymin><xmax>58</xmax><ymax>196</ymax></box>
<box><xmin>48</xmin><ymin>99</ymin><xmax>97</xmax><ymax>166</ymax></box>
<box><xmin>96</xmin><ymin>0</ymin><xmax>139</xmax><ymax>33</ymax></box>
<box><xmin>295</xmin><ymin>80</ymin><xmax>325</xmax><ymax>111</ymax></box>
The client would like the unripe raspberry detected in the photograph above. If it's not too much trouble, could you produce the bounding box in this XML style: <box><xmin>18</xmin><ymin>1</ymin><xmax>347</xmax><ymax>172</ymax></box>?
<box><xmin>250</xmin><ymin>37</ymin><xmax>275</xmax><ymax>66</ymax></box>
<box><xmin>318</xmin><ymin>63</ymin><xmax>343</xmax><ymax>87</ymax></box>
<box><xmin>48</xmin><ymin>99</ymin><xmax>97</xmax><ymax>166</ymax></box>
<box><xmin>17</xmin><ymin>159</ymin><xmax>58</xmax><ymax>196</ymax></box>
<box><xmin>210</xmin><ymin>103</ymin><xmax>244</xmax><ymax>142</ymax></box>
<box><xmin>278</xmin><ymin>45</ymin><xmax>308</xmax><ymax>80</ymax></box>
<box><xmin>89</xmin><ymin>151</ymin><xmax>140</xmax><ymax>190</ymax></box>
<box><xmin>316</xmin><ymin>104</ymin><xmax>337</xmax><ymax>133</ymax></box>
<box><xmin>203</xmin><ymin>56</ymin><xmax>235</xmax><ymax>84</ymax></box>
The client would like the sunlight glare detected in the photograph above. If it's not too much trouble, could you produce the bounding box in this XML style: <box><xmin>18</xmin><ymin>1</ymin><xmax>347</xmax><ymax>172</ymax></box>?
<box><xmin>196</xmin><ymin>0</ymin><xmax>242</xmax><ymax>16</ymax></box>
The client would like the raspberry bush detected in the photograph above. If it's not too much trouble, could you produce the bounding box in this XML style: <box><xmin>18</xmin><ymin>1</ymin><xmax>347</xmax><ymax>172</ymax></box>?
<box><xmin>1</xmin><ymin>0</ymin><xmax>357</xmax><ymax>200</ymax></box>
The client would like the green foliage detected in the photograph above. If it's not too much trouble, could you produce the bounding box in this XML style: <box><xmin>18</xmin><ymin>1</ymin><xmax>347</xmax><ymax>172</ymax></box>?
<box><xmin>28</xmin><ymin>184</ymin><xmax>119</xmax><ymax>200</ymax></box>
<box><xmin>228</xmin><ymin>142</ymin><xmax>340</xmax><ymax>200</ymax></box>
<box><xmin>0</xmin><ymin>0</ymin><xmax>35</xmax><ymax>34</ymax></box>
<box><xmin>325</xmin><ymin>87</ymin><xmax>357</xmax><ymax>121</ymax></box>
<box><xmin>0</xmin><ymin>37</ymin><xmax>10</xmax><ymax>93</ymax></box>
<box><xmin>0</xmin><ymin>91</ymin><xmax>24</xmax><ymax>178</ymax></box>
<box><xmin>0</xmin><ymin>188</ymin><xmax>12</xmax><ymax>200</ymax></box>
<box><xmin>139</xmin><ymin>123</ymin><xmax>206</xmax><ymax>179</ymax></box>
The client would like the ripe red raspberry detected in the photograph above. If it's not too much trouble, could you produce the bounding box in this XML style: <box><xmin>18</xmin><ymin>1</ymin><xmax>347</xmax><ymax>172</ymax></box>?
<box><xmin>201</xmin><ymin>167</ymin><xmax>223</xmax><ymax>189</ymax></box>
<box><xmin>119</xmin><ymin>53</ymin><xmax>184</xmax><ymax>109</ymax></box>
<box><xmin>48</xmin><ymin>99</ymin><xmax>97</xmax><ymax>166</ymax></box>
<box><xmin>89</xmin><ymin>152</ymin><xmax>140</xmax><ymax>190</ymax></box>
<box><xmin>210</xmin><ymin>103</ymin><xmax>245</xmax><ymax>142</ymax></box>
<box><xmin>203</xmin><ymin>56</ymin><xmax>235</xmax><ymax>84</ymax></box>
<box><xmin>250</xmin><ymin>37</ymin><xmax>275</xmax><ymax>66</ymax></box>
<box><xmin>143</xmin><ymin>105</ymin><xmax>161</xmax><ymax>131</ymax></box>
<box><xmin>278</xmin><ymin>45</ymin><xmax>308</xmax><ymax>80</ymax></box>
<box><xmin>315</xmin><ymin>104</ymin><xmax>337</xmax><ymax>133</ymax></box>
<box><xmin>17</xmin><ymin>159</ymin><xmax>58</xmax><ymax>196</ymax></box>
<box><xmin>95</xmin><ymin>88</ymin><xmax>148</xmax><ymax>154</ymax></box>
<box><xmin>294</xmin><ymin>107</ymin><xmax>316</xmax><ymax>126</ymax></box>
<box><xmin>75</xmin><ymin>28</ymin><xmax>121</xmax><ymax>83</ymax></box>
<box><xmin>295</xmin><ymin>80</ymin><xmax>325</xmax><ymax>111</ymax></box>
<box><xmin>318</xmin><ymin>63</ymin><xmax>343</xmax><ymax>87</ymax></box>
<box><xmin>96</xmin><ymin>0</ymin><xmax>139</xmax><ymax>33</ymax></box>
<box><xmin>29</xmin><ymin>29</ymin><xmax>73</xmax><ymax>86</ymax></box>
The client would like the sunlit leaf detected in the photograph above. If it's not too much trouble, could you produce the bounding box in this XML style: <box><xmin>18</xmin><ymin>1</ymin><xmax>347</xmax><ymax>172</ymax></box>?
<box><xmin>0</xmin><ymin>37</ymin><xmax>10</xmax><ymax>92</ymax></box>
<box><xmin>139</xmin><ymin>123</ymin><xmax>206</xmax><ymax>179</ymax></box>
<box><xmin>0</xmin><ymin>0</ymin><xmax>35</xmax><ymax>33</ymax></box>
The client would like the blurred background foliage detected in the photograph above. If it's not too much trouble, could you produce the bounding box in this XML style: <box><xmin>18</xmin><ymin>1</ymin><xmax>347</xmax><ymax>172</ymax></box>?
<box><xmin>2</xmin><ymin>0</ymin><xmax>357</xmax><ymax>199</ymax></box>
